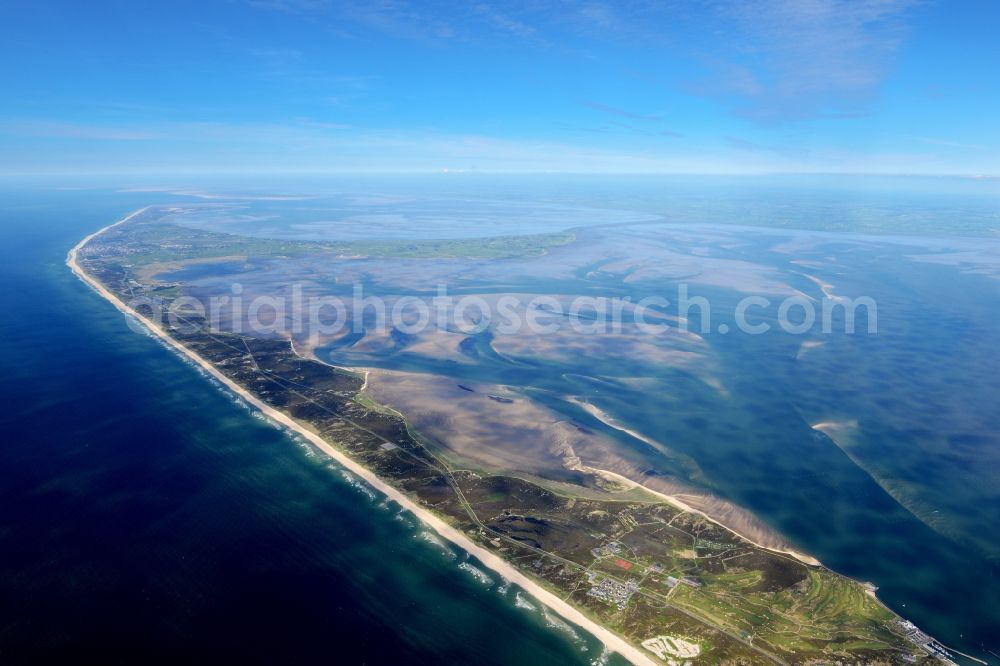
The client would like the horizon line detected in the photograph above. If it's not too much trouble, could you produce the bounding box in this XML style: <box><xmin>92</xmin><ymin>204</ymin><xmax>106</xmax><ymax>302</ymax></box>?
<box><xmin>2</xmin><ymin>169</ymin><xmax>999</xmax><ymax>181</ymax></box>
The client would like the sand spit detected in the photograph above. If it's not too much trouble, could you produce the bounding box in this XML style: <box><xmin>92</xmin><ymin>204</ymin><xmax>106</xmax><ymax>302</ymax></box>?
<box><xmin>572</xmin><ymin>399</ymin><xmax>821</xmax><ymax>566</ymax></box>
<box><xmin>68</xmin><ymin>211</ymin><xmax>660</xmax><ymax>666</ymax></box>
<box><xmin>800</xmin><ymin>273</ymin><xmax>840</xmax><ymax>301</ymax></box>
<box><xmin>583</xmin><ymin>464</ymin><xmax>820</xmax><ymax>568</ymax></box>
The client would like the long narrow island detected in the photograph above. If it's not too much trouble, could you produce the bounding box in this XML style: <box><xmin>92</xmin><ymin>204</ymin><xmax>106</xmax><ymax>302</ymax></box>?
<box><xmin>69</xmin><ymin>205</ymin><xmax>964</xmax><ymax>666</ymax></box>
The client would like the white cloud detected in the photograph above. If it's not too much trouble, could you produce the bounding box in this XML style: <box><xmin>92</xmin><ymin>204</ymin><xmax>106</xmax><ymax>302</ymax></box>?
<box><xmin>908</xmin><ymin>136</ymin><xmax>986</xmax><ymax>150</ymax></box>
<box><xmin>0</xmin><ymin>121</ymin><xmax>162</xmax><ymax>141</ymax></box>
<box><xmin>698</xmin><ymin>0</ymin><xmax>917</xmax><ymax>122</ymax></box>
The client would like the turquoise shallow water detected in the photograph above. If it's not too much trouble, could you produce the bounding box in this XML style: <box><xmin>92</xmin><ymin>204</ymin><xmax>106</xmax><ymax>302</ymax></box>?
<box><xmin>0</xmin><ymin>188</ymin><xmax>619</xmax><ymax>665</ymax></box>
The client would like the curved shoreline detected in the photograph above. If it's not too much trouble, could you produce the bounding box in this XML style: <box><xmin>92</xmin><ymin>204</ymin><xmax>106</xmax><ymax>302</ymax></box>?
<box><xmin>570</xmin><ymin>398</ymin><xmax>822</xmax><ymax>566</ymax></box>
<box><xmin>67</xmin><ymin>210</ymin><xmax>661</xmax><ymax>666</ymax></box>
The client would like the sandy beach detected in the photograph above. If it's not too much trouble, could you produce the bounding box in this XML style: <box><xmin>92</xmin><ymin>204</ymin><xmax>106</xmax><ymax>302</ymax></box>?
<box><xmin>571</xmin><ymin>398</ymin><xmax>822</xmax><ymax>567</ymax></box>
<box><xmin>67</xmin><ymin>209</ymin><xmax>660</xmax><ymax>666</ymax></box>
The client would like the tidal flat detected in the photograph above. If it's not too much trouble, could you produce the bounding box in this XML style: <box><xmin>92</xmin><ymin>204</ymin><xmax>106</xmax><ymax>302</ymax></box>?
<box><xmin>74</xmin><ymin>178</ymin><xmax>1000</xmax><ymax>663</ymax></box>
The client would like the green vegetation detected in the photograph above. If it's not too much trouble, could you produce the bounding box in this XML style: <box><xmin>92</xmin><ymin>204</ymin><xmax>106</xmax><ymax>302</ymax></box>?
<box><xmin>333</xmin><ymin>232</ymin><xmax>577</xmax><ymax>259</ymax></box>
<box><xmin>88</xmin><ymin>211</ymin><xmax>576</xmax><ymax>269</ymax></box>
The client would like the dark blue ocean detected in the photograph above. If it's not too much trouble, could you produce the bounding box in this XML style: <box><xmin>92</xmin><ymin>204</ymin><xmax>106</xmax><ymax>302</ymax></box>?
<box><xmin>0</xmin><ymin>187</ymin><xmax>617</xmax><ymax>664</ymax></box>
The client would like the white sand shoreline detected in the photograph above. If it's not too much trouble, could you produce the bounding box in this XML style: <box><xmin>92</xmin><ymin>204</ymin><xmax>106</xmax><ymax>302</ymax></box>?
<box><xmin>67</xmin><ymin>209</ymin><xmax>660</xmax><ymax>666</ymax></box>
<box><xmin>571</xmin><ymin>398</ymin><xmax>822</xmax><ymax>567</ymax></box>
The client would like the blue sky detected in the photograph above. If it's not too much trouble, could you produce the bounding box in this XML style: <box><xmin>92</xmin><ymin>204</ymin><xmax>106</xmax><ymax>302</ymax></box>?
<box><xmin>2</xmin><ymin>0</ymin><xmax>998</xmax><ymax>175</ymax></box>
